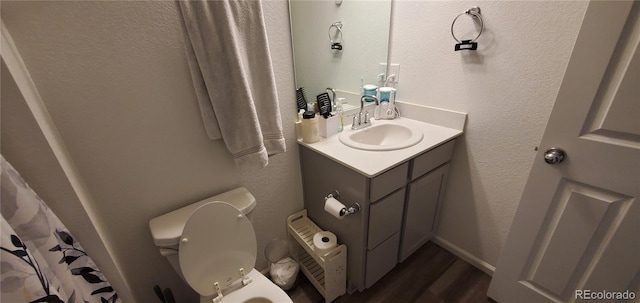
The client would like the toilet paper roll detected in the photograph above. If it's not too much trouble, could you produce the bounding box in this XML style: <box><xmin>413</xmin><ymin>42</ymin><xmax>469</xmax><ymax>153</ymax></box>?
<box><xmin>324</xmin><ymin>197</ymin><xmax>346</xmax><ymax>220</ymax></box>
<box><xmin>313</xmin><ymin>231</ymin><xmax>337</xmax><ymax>255</ymax></box>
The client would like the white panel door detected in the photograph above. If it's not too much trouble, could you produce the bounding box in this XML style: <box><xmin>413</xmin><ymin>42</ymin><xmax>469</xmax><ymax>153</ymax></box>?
<box><xmin>488</xmin><ymin>1</ymin><xmax>639</xmax><ymax>302</ymax></box>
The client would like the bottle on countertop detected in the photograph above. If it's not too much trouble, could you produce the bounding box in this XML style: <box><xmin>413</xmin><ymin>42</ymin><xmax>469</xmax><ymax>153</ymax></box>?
<box><xmin>336</xmin><ymin>98</ymin><xmax>345</xmax><ymax>133</ymax></box>
<box><xmin>295</xmin><ymin>109</ymin><xmax>305</xmax><ymax>140</ymax></box>
<box><xmin>301</xmin><ymin>111</ymin><xmax>320</xmax><ymax>143</ymax></box>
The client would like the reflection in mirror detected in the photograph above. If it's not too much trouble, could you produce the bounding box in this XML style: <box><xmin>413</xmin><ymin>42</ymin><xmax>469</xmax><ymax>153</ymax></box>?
<box><xmin>289</xmin><ymin>0</ymin><xmax>392</xmax><ymax>109</ymax></box>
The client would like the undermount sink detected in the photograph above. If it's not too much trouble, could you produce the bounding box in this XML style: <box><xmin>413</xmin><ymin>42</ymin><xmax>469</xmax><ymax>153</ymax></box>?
<box><xmin>339</xmin><ymin>122</ymin><xmax>424</xmax><ymax>151</ymax></box>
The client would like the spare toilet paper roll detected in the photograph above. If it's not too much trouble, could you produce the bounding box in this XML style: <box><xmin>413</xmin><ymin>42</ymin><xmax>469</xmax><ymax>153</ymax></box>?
<box><xmin>313</xmin><ymin>231</ymin><xmax>337</xmax><ymax>255</ymax></box>
<box><xmin>324</xmin><ymin>197</ymin><xmax>346</xmax><ymax>220</ymax></box>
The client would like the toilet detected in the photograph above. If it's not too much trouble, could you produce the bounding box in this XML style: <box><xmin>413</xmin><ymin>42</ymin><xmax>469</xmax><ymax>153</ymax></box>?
<box><xmin>149</xmin><ymin>187</ymin><xmax>292</xmax><ymax>303</ymax></box>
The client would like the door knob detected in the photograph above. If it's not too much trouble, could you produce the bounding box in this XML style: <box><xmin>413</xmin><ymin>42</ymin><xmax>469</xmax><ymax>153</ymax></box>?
<box><xmin>544</xmin><ymin>148</ymin><xmax>566</xmax><ymax>164</ymax></box>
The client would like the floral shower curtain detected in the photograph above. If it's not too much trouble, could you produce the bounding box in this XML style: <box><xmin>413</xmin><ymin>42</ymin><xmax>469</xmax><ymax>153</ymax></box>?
<box><xmin>0</xmin><ymin>155</ymin><xmax>120</xmax><ymax>303</ymax></box>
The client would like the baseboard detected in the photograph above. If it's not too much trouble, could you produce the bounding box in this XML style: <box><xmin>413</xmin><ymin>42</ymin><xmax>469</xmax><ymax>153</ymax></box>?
<box><xmin>432</xmin><ymin>236</ymin><xmax>496</xmax><ymax>276</ymax></box>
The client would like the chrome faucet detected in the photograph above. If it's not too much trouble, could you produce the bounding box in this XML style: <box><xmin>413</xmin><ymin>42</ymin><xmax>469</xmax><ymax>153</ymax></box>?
<box><xmin>325</xmin><ymin>87</ymin><xmax>337</xmax><ymax>109</ymax></box>
<box><xmin>352</xmin><ymin>95</ymin><xmax>379</xmax><ymax>130</ymax></box>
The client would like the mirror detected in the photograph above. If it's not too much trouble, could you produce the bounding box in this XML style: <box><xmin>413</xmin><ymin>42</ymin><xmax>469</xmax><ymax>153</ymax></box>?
<box><xmin>289</xmin><ymin>0</ymin><xmax>393</xmax><ymax>109</ymax></box>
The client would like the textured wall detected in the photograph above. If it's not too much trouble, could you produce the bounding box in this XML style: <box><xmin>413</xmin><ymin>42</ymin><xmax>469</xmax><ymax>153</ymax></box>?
<box><xmin>389</xmin><ymin>1</ymin><xmax>588</xmax><ymax>267</ymax></box>
<box><xmin>1</xmin><ymin>1</ymin><xmax>301</xmax><ymax>302</ymax></box>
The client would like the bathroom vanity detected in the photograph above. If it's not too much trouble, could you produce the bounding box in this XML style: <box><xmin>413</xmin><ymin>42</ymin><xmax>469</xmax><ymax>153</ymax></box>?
<box><xmin>298</xmin><ymin>115</ymin><xmax>463</xmax><ymax>292</ymax></box>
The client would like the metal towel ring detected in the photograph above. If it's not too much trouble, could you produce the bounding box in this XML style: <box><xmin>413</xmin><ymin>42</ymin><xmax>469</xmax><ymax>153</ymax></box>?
<box><xmin>451</xmin><ymin>7</ymin><xmax>483</xmax><ymax>51</ymax></box>
<box><xmin>328</xmin><ymin>21</ymin><xmax>343</xmax><ymax>51</ymax></box>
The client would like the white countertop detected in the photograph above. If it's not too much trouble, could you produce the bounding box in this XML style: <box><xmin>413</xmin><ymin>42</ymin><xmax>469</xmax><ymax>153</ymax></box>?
<box><xmin>297</xmin><ymin>117</ymin><xmax>463</xmax><ymax>178</ymax></box>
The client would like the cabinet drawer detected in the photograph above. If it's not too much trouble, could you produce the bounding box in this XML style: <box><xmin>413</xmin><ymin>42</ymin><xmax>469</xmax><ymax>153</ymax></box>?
<box><xmin>368</xmin><ymin>188</ymin><xmax>405</xmax><ymax>250</ymax></box>
<box><xmin>370</xmin><ymin>162</ymin><xmax>409</xmax><ymax>202</ymax></box>
<box><xmin>411</xmin><ymin>139</ymin><xmax>455</xmax><ymax>180</ymax></box>
<box><xmin>365</xmin><ymin>232</ymin><xmax>400</xmax><ymax>288</ymax></box>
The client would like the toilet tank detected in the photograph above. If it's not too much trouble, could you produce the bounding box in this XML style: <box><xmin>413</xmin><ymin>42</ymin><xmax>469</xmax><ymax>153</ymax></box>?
<box><xmin>149</xmin><ymin>187</ymin><xmax>256</xmax><ymax>248</ymax></box>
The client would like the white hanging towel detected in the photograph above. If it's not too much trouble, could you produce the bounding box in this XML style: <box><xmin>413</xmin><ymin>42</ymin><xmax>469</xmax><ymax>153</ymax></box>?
<box><xmin>178</xmin><ymin>0</ymin><xmax>286</xmax><ymax>167</ymax></box>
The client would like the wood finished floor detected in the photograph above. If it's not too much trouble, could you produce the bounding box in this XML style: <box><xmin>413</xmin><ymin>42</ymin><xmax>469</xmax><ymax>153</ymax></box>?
<box><xmin>286</xmin><ymin>241</ymin><xmax>493</xmax><ymax>303</ymax></box>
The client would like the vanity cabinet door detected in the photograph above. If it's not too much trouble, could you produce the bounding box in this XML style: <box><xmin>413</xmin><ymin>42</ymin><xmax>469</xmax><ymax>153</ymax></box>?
<box><xmin>400</xmin><ymin>164</ymin><xmax>450</xmax><ymax>262</ymax></box>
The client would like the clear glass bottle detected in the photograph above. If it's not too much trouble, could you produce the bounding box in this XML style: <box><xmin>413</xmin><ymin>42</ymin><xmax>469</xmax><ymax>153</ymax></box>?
<box><xmin>336</xmin><ymin>98</ymin><xmax>345</xmax><ymax>133</ymax></box>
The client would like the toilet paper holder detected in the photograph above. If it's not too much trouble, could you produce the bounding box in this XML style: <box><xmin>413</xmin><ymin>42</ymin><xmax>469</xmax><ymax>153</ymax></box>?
<box><xmin>325</xmin><ymin>190</ymin><xmax>361</xmax><ymax>217</ymax></box>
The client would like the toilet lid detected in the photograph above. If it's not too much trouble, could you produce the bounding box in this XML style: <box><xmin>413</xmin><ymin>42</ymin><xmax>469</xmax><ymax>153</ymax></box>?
<box><xmin>179</xmin><ymin>202</ymin><xmax>257</xmax><ymax>296</ymax></box>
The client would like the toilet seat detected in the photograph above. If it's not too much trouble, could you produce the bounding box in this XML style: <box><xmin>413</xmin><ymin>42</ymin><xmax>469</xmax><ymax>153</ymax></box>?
<box><xmin>179</xmin><ymin>202</ymin><xmax>257</xmax><ymax>296</ymax></box>
<box><xmin>199</xmin><ymin>269</ymin><xmax>293</xmax><ymax>303</ymax></box>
